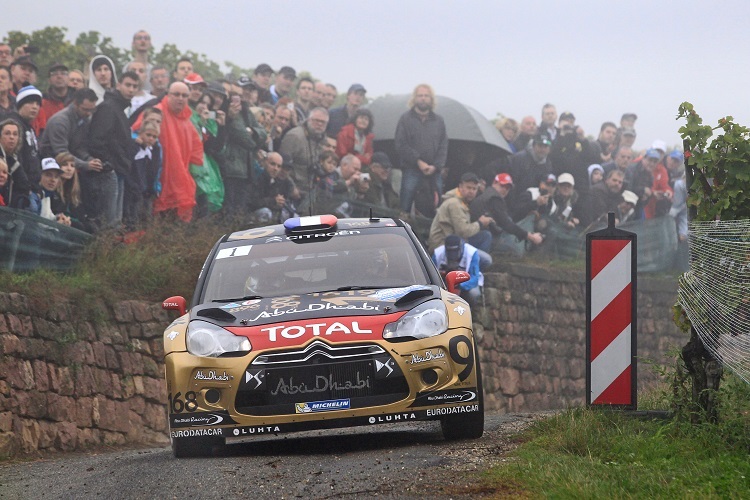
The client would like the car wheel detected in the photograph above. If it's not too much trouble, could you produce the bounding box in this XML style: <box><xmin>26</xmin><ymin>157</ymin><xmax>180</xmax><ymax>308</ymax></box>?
<box><xmin>441</xmin><ymin>342</ymin><xmax>484</xmax><ymax>440</ymax></box>
<box><xmin>171</xmin><ymin>435</ymin><xmax>225</xmax><ymax>458</ymax></box>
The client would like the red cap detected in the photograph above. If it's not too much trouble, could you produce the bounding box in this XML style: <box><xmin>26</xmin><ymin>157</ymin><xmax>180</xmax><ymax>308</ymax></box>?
<box><xmin>183</xmin><ymin>72</ymin><xmax>205</xmax><ymax>85</ymax></box>
<box><xmin>494</xmin><ymin>173</ymin><xmax>513</xmax><ymax>186</ymax></box>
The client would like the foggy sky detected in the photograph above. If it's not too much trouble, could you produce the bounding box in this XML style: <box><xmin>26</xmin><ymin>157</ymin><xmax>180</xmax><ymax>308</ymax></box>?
<box><xmin>5</xmin><ymin>0</ymin><xmax>750</xmax><ymax>152</ymax></box>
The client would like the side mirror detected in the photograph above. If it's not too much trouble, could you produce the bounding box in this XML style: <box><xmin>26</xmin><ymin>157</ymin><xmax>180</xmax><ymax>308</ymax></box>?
<box><xmin>162</xmin><ymin>296</ymin><xmax>187</xmax><ymax>316</ymax></box>
<box><xmin>445</xmin><ymin>270</ymin><xmax>470</xmax><ymax>295</ymax></box>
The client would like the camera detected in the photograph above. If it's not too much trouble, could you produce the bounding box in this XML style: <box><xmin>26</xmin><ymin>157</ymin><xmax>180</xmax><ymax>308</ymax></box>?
<box><xmin>207</xmin><ymin>111</ymin><xmax>216</xmax><ymax>120</ymax></box>
<box><xmin>539</xmin><ymin>188</ymin><xmax>549</xmax><ymax>196</ymax></box>
<box><xmin>360</xmin><ymin>173</ymin><xmax>370</xmax><ymax>182</ymax></box>
<box><xmin>101</xmin><ymin>161</ymin><xmax>113</xmax><ymax>173</ymax></box>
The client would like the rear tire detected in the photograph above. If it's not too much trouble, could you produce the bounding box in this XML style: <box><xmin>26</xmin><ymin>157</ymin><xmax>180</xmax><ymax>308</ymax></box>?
<box><xmin>441</xmin><ymin>342</ymin><xmax>484</xmax><ymax>440</ymax></box>
<box><xmin>171</xmin><ymin>435</ymin><xmax>225</xmax><ymax>458</ymax></box>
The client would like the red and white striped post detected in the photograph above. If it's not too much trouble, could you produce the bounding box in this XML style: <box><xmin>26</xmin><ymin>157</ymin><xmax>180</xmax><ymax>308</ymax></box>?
<box><xmin>586</xmin><ymin>213</ymin><xmax>637</xmax><ymax>409</ymax></box>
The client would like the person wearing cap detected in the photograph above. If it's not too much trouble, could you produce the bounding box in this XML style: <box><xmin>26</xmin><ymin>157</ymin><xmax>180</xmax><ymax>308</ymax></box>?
<box><xmin>650</xmin><ymin>139</ymin><xmax>667</xmax><ymax>162</ymax></box>
<box><xmin>665</xmin><ymin>149</ymin><xmax>685</xmax><ymax>186</ymax></box>
<box><xmin>628</xmin><ymin>147</ymin><xmax>672</xmax><ymax>220</ymax></box>
<box><xmin>507</xmin><ymin>132</ymin><xmax>553</xmax><ymax>197</ymax></box>
<box><xmin>617</xmin><ymin>190</ymin><xmax>639</xmax><ymax>224</ymax></box>
<box><xmin>88</xmin><ymin>55</ymin><xmax>117</xmax><ymax>105</ymax></box>
<box><xmin>183</xmin><ymin>73</ymin><xmax>207</xmax><ymax>109</ymax></box>
<box><xmin>588</xmin><ymin>164</ymin><xmax>604</xmax><ymax>187</ymax></box>
<box><xmin>470</xmin><ymin>173</ymin><xmax>544</xmax><ymax>253</ymax></box>
<box><xmin>620</xmin><ymin>113</ymin><xmax>638</xmax><ymax>130</ymax></box>
<box><xmin>427</xmin><ymin>172</ymin><xmax>494</xmax><ymax>255</ymax></box>
<box><xmin>549</xmin><ymin>110</ymin><xmax>593</xmax><ymax>195</ymax></box>
<box><xmin>396</xmin><ymin>84</ymin><xmax>448</xmax><ymax>215</ymax></box>
<box><xmin>615</xmin><ymin>127</ymin><xmax>636</xmax><ymax>150</ymax></box>
<box><xmin>7</xmin><ymin>86</ymin><xmax>43</xmax><ymax>191</ymax></box>
<box><xmin>362</xmin><ymin>151</ymin><xmax>400</xmax><ymax>210</ymax></box>
<box><xmin>511</xmin><ymin>173</ymin><xmax>557</xmax><ymax>222</ymax></box>
<box><xmin>130</xmin><ymin>30</ymin><xmax>153</xmax><ymax>92</ymax></box>
<box><xmin>35</xmin><ymin>157</ymin><xmax>71</xmax><ymax>226</ymax></box>
<box><xmin>235</xmin><ymin>75</ymin><xmax>259</xmax><ymax>106</ymax></box>
<box><xmin>326</xmin><ymin>83</ymin><xmax>366</xmax><ymax>138</ymax></box>
<box><xmin>589</xmin><ymin>169</ymin><xmax>626</xmax><ymax>224</ymax></box>
<box><xmin>432</xmin><ymin>235</ymin><xmax>483</xmax><ymax>306</ymax></box>
<box><xmin>41</xmin><ymin>63</ymin><xmax>73</xmax><ymax>119</ymax></box>
<box><xmin>10</xmin><ymin>55</ymin><xmax>37</xmax><ymax>95</ymax></box>
<box><xmin>87</xmin><ymin>71</ymin><xmax>140</xmax><ymax>228</ymax></box>
<box><xmin>549</xmin><ymin>172</ymin><xmax>585</xmax><ymax>228</ymax></box>
<box><xmin>270</xmin><ymin>66</ymin><xmax>296</xmax><ymax>105</ymax></box>
<box><xmin>39</xmin><ymin>88</ymin><xmax>102</xmax><ymax>176</ymax></box>
<box><xmin>251</xmin><ymin>64</ymin><xmax>274</xmax><ymax>104</ymax></box>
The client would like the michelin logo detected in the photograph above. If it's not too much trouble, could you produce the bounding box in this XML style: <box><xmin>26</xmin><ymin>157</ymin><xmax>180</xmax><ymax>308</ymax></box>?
<box><xmin>295</xmin><ymin>398</ymin><xmax>351</xmax><ymax>413</ymax></box>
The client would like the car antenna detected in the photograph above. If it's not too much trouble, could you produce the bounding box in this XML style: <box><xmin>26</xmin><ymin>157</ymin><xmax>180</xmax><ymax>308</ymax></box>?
<box><xmin>369</xmin><ymin>207</ymin><xmax>380</xmax><ymax>222</ymax></box>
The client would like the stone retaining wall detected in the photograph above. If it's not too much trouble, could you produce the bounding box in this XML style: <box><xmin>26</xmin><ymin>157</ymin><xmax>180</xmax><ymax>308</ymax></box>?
<box><xmin>0</xmin><ymin>266</ymin><xmax>685</xmax><ymax>458</ymax></box>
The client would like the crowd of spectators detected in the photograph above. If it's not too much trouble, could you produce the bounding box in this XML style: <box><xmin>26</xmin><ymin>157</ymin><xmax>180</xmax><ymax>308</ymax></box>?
<box><xmin>0</xmin><ymin>31</ymin><xmax>687</xmax><ymax>267</ymax></box>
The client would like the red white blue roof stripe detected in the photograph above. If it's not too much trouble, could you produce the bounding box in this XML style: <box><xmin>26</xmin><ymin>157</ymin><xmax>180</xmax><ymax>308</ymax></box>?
<box><xmin>284</xmin><ymin>215</ymin><xmax>338</xmax><ymax>230</ymax></box>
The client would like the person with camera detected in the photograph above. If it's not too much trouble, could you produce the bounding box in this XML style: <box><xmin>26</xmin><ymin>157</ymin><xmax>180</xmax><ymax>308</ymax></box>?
<box><xmin>470</xmin><ymin>173</ymin><xmax>544</xmax><ymax>255</ymax></box>
<box><xmin>549</xmin><ymin>111</ymin><xmax>593</xmax><ymax>196</ymax></box>
<box><xmin>511</xmin><ymin>173</ymin><xmax>557</xmax><ymax>222</ymax></box>
<box><xmin>433</xmin><ymin>235</ymin><xmax>484</xmax><ymax>306</ymax></box>
<box><xmin>250</xmin><ymin>151</ymin><xmax>297</xmax><ymax>223</ymax></box>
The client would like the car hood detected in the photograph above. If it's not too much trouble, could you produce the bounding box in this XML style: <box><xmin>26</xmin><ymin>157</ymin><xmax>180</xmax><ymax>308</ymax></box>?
<box><xmin>191</xmin><ymin>285</ymin><xmax>440</xmax><ymax>328</ymax></box>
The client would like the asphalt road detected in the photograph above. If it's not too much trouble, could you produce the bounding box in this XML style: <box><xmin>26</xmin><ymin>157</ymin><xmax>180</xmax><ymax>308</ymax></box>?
<box><xmin>0</xmin><ymin>412</ymin><xmax>544</xmax><ymax>499</ymax></box>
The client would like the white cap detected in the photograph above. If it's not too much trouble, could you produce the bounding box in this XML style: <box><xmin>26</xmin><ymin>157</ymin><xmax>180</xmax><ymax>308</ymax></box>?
<box><xmin>622</xmin><ymin>190</ymin><xmax>639</xmax><ymax>205</ymax></box>
<box><xmin>41</xmin><ymin>157</ymin><xmax>61</xmax><ymax>171</ymax></box>
<box><xmin>651</xmin><ymin>139</ymin><xmax>667</xmax><ymax>153</ymax></box>
<box><xmin>557</xmin><ymin>173</ymin><xmax>575</xmax><ymax>186</ymax></box>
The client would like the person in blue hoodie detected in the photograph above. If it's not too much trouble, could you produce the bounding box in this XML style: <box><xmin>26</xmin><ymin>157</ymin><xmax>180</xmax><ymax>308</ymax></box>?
<box><xmin>432</xmin><ymin>234</ymin><xmax>483</xmax><ymax>306</ymax></box>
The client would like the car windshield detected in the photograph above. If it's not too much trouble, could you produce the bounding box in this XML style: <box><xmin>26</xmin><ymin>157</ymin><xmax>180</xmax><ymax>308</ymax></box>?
<box><xmin>200</xmin><ymin>228</ymin><xmax>430</xmax><ymax>303</ymax></box>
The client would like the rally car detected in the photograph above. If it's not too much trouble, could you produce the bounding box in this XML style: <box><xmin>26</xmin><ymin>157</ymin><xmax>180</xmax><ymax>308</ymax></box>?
<box><xmin>162</xmin><ymin>215</ymin><xmax>483</xmax><ymax>457</ymax></box>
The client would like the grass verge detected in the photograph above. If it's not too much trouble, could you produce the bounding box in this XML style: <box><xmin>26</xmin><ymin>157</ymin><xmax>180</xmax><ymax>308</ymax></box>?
<box><xmin>483</xmin><ymin>374</ymin><xmax>750</xmax><ymax>498</ymax></box>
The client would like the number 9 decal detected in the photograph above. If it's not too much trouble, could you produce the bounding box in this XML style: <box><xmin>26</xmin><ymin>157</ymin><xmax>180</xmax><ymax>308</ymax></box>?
<box><xmin>449</xmin><ymin>335</ymin><xmax>475</xmax><ymax>381</ymax></box>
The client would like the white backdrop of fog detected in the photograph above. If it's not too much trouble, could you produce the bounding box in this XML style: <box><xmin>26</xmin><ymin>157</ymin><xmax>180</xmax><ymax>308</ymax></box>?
<box><xmin>5</xmin><ymin>0</ymin><xmax>750</xmax><ymax>152</ymax></box>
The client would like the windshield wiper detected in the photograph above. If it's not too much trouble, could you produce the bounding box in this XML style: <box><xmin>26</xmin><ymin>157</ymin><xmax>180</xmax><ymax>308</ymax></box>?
<box><xmin>213</xmin><ymin>295</ymin><xmax>263</xmax><ymax>303</ymax></box>
<box><xmin>315</xmin><ymin>286</ymin><xmax>392</xmax><ymax>293</ymax></box>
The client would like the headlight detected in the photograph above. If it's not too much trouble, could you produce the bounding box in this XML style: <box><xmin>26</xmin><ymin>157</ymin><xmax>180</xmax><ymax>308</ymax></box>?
<box><xmin>383</xmin><ymin>300</ymin><xmax>448</xmax><ymax>340</ymax></box>
<box><xmin>186</xmin><ymin>320</ymin><xmax>252</xmax><ymax>357</ymax></box>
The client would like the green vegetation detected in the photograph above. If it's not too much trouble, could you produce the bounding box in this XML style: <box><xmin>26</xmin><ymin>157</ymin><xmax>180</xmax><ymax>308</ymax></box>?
<box><xmin>483</xmin><ymin>374</ymin><xmax>750</xmax><ymax>498</ymax></box>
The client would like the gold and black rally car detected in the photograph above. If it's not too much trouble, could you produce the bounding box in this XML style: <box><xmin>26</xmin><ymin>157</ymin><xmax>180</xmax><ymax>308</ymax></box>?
<box><xmin>162</xmin><ymin>215</ymin><xmax>483</xmax><ymax>457</ymax></box>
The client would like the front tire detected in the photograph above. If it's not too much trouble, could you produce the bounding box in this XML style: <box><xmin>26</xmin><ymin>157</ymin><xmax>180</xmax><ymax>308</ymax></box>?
<box><xmin>441</xmin><ymin>342</ymin><xmax>484</xmax><ymax>440</ymax></box>
<box><xmin>171</xmin><ymin>435</ymin><xmax>225</xmax><ymax>458</ymax></box>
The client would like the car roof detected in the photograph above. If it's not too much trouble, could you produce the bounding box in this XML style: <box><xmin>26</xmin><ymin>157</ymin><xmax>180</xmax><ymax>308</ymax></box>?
<box><xmin>226</xmin><ymin>217</ymin><xmax>404</xmax><ymax>242</ymax></box>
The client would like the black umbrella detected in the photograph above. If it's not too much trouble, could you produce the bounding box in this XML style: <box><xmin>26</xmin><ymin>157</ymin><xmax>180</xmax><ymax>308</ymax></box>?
<box><xmin>368</xmin><ymin>94</ymin><xmax>512</xmax><ymax>189</ymax></box>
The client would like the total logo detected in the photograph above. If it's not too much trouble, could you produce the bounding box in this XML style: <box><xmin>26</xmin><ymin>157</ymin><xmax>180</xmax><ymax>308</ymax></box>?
<box><xmin>261</xmin><ymin>321</ymin><xmax>374</xmax><ymax>342</ymax></box>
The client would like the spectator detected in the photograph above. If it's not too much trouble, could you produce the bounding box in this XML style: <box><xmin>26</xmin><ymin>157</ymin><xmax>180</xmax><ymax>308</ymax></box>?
<box><xmin>0</xmin><ymin>65</ymin><xmax>15</xmax><ymax>116</ymax></box>
<box><xmin>589</xmin><ymin>122</ymin><xmax>618</xmax><ymax>164</ymax></box>
<box><xmin>590</xmin><ymin>169</ymin><xmax>625</xmax><ymax>224</ymax></box>
<box><xmin>363</xmin><ymin>151</ymin><xmax>400</xmax><ymax>211</ymax></box>
<box><xmin>251</xmin><ymin>151</ymin><xmax>298</xmax><ymax>223</ymax></box>
<box><xmin>665</xmin><ymin>149</ymin><xmax>685</xmax><ymax>186</ymax></box>
<box><xmin>270</xmin><ymin>66</ymin><xmax>296</xmax><ymax>104</ymax></box>
<box><xmin>67</xmin><ymin>70</ymin><xmax>85</xmax><ymax>91</ymax></box>
<box><xmin>507</xmin><ymin>133</ymin><xmax>553</xmax><ymax>199</ymax></box>
<box><xmin>10</xmin><ymin>55</ymin><xmax>37</xmax><ymax>94</ymax></box>
<box><xmin>327</xmin><ymin>83</ymin><xmax>367</xmax><ymax>138</ymax></box>
<box><xmin>0</xmin><ymin>118</ymin><xmax>28</xmax><ymax>208</ymax></box>
<box><xmin>432</xmin><ymin>235</ymin><xmax>484</xmax><ymax>306</ymax></box>
<box><xmin>55</xmin><ymin>151</ymin><xmax>91</xmax><ymax>232</ymax></box>
<box><xmin>280</xmin><ymin>106</ymin><xmax>329</xmax><ymax>201</ymax></box>
<box><xmin>428</xmin><ymin>172</ymin><xmax>494</xmax><ymax>254</ymax></box>
<box><xmin>470</xmin><ymin>173</ymin><xmax>544</xmax><ymax>252</ymax></box>
<box><xmin>549</xmin><ymin>172</ymin><xmax>585</xmax><ymax>228</ymax></box>
<box><xmin>617</xmin><ymin>190</ymin><xmax>639</xmax><ymax>224</ymax></box>
<box><xmin>294</xmin><ymin>77</ymin><xmax>314</xmax><ymax>123</ymax></box>
<box><xmin>550</xmin><ymin>111</ymin><xmax>592</xmax><ymax>194</ymax></box>
<box><xmin>124</xmin><ymin>121</ymin><xmax>161</xmax><ymax>227</ymax></box>
<box><xmin>172</xmin><ymin>58</ymin><xmax>193</xmax><ymax>83</ymax></box>
<box><xmin>7</xmin><ymin>86</ymin><xmax>43</xmax><ymax>194</ymax></box>
<box><xmin>35</xmin><ymin>157</ymin><xmax>71</xmax><ymax>226</ymax></box>
<box><xmin>268</xmin><ymin>103</ymin><xmax>293</xmax><ymax>152</ymax></box>
<box><xmin>628</xmin><ymin>148</ymin><xmax>665</xmax><ymax>219</ymax></box>
<box><xmin>616</xmin><ymin>127</ymin><xmax>636</xmax><ymax>150</ymax></box>
<box><xmin>512</xmin><ymin>173</ymin><xmax>557</xmax><ymax>222</ymax></box>
<box><xmin>540</xmin><ymin>103</ymin><xmax>558</xmax><ymax>141</ymax></box>
<box><xmin>670</xmin><ymin>171</ymin><xmax>689</xmax><ymax>269</ymax></box>
<box><xmin>496</xmin><ymin>117</ymin><xmax>519</xmax><ymax>153</ymax></box>
<box><xmin>588</xmin><ymin>164</ymin><xmax>604</xmax><ymax>188</ymax></box>
<box><xmin>41</xmin><ymin>62</ymin><xmax>73</xmax><ymax>119</ymax></box>
<box><xmin>602</xmin><ymin>146</ymin><xmax>633</xmax><ymax>179</ymax></box>
<box><xmin>251</xmin><ymin>63</ymin><xmax>274</xmax><ymax>104</ymax></box>
<box><xmin>185</xmin><ymin>73</ymin><xmax>207</xmax><ymax>108</ymax></box>
<box><xmin>149</xmin><ymin>65</ymin><xmax>169</xmax><ymax>99</ymax></box>
<box><xmin>126</xmin><ymin>61</ymin><xmax>154</xmax><ymax>113</ymax></box>
<box><xmin>130</xmin><ymin>30</ymin><xmax>153</xmax><ymax>91</ymax></box>
<box><xmin>396</xmin><ymin>84</ymin><xmax>448</xmax><ymax>215</ymax></box>
<box><xmin>88</xmin><ymin>55</ymin><xmax>117</xmax><ymax>105</ymax></box>
<box><xmin>39</xmin><ymin>88</ymin><xmax>101</xmax><ymax>176</ymax></box>
<box><xmin>643</xmin><ymin>149</ymin><xmax>673</xmax><ymax>220</ymax></box>
<box><xmin>88</xmin><ymin>71</ymin><xmax>139</xmax><ymax>228</ymax></box>
<box><xmin>336</xmin><ymin>108</ymin><xmax>374</xmax><ymax>166</ymax></box>
<box><xmin>650</xmin><ymin>139</ymin><xmax>667</xmax><ymax>162</ymax></box>
<box><xmin>190</xmin><ymin>92</ymin><xmax>226</xmax><ymax>216</ymax></box>
<box><xmin>312</xmin><ymin>81</ymin><xmax>328</xmax><ymax>108</ymax></box>
<box><xmin>236</xmin><ymin>75</ymin><xmax>259</xmax><ymax>106</ymax></box>
<box><xmin>206</xmin><ymin>81</ymin><xmax>227</xmax><ymax>112</ymax></box>
<box><xmin>323</xmin><ymin>83</ymin><xmax>338</xmax><ymax>109</ymax></box>
<box><xmin>0</xmin><ymin>43</ymin><xmax>11</xmax><ymax>68</ymax></box>
<box><xmin>133</xmin><ymin>82</ymin><xmax>203</xmax><ymax>222</ymax></box>
<box><xmin>620</xmin><ymin>112</ymin><xmax>637</xmax><ymax>130</ymax></box>
<box><xmin>220</xmin><ymin>92</ymin><xmax>265</xmax><ymax>218</ymax></box>
<box><xmin>313</xmin><ymin>150</ymin><xmax>343</xmax><ymax>200</ymax></box>
<box><xmin>513</xmin><ymin>116</ymin><xmax>537</xmax><ymax>152</ymax></box>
